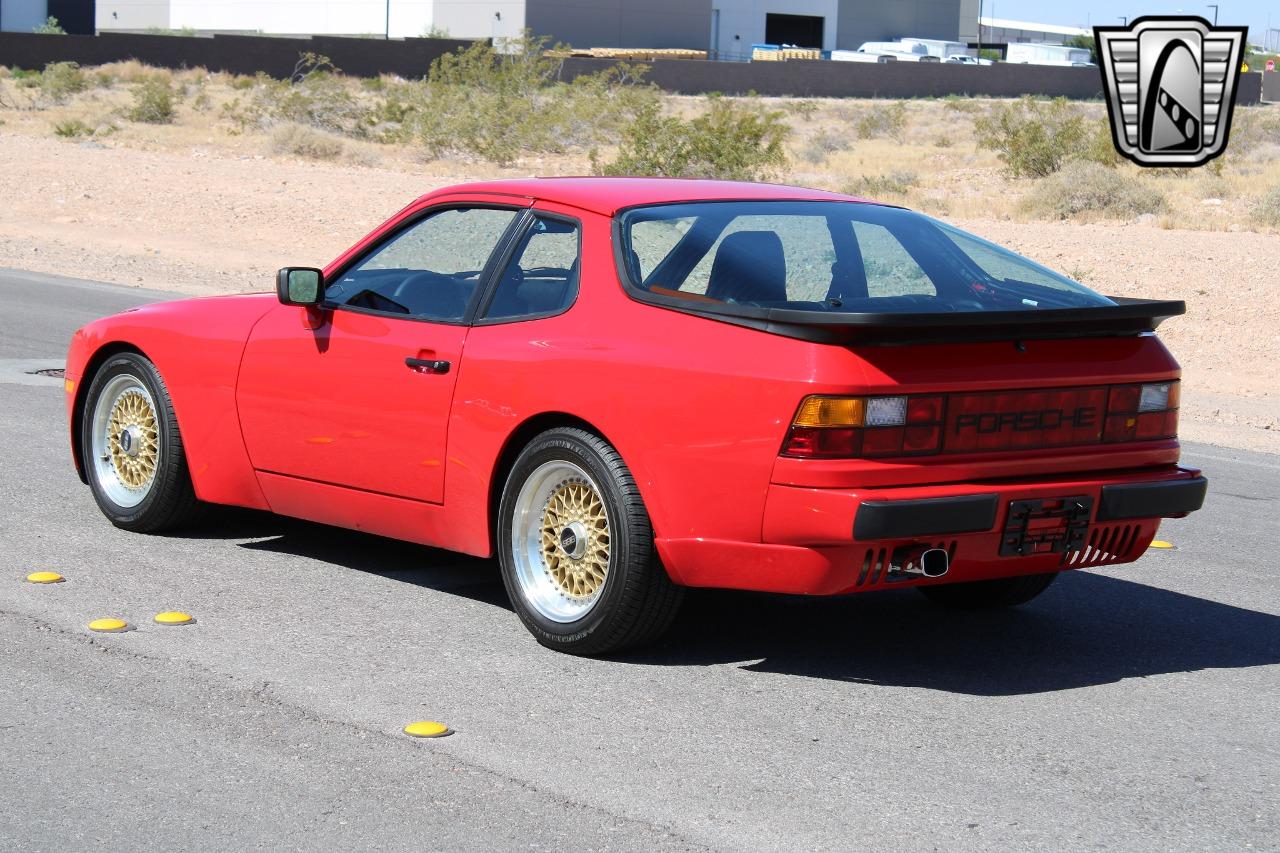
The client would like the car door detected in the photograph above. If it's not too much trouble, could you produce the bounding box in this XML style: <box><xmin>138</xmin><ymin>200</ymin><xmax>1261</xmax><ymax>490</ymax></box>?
<box><xmin>236</xmin><ymin>203</ymin><xmax>524</xmax><ymax>504</ymax></box>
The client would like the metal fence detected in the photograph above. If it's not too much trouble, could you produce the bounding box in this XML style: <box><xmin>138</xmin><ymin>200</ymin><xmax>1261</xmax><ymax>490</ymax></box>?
<box><xmin>0</xmin><ymin>31</ymin><xmax>1265</xmax><ymax>104</ymax></box>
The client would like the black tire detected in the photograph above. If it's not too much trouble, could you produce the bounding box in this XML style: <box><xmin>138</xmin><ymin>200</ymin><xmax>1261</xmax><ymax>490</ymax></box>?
<box><xmin>917</xmin><ymin>572</ymin><xmax>1058</xmax><ymax>610</ymax></box>
<box><xmin>497</xmin><ymin>427</ymin><xmax>684</xmax><ymax>655</ymax></box>
<box><xmin>81</xmin><ymin>352</ymin><xmax>202</xmax><ymax>532</ymax></box>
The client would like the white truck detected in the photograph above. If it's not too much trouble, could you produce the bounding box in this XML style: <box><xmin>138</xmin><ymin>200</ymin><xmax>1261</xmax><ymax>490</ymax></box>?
<box><xmin>831</xmin><ymin>49</ymin><xmax>897</xmax><ymax>63</ymax></box>
<box><xmin>1005</xmin><ymin>42</ymin><xmax>1094</xmax><ymax>66</ymax></box>
<box><xmin>900</xmin><ymin>38</ymin><xmax>973</xmax><ymax>61</ymax></box>
<box><xmin>855</xmin><ymin>41</ymin><xmax>942</xmax><ymax>62</ymax></box>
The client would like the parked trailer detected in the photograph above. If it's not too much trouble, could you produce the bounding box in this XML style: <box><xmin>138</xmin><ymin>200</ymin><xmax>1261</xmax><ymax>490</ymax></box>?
<box><xmin>855</xmin><ymin>42</ymin><xmax>942</xmax><ymax>62</ymax></box>
<box><xmin>831</xmin><ymin>49</ymin><xmax>896</xmax><ymax>63</ymax></box>
<box><xmin>900</xmin><ymin>38</ymin><xmax>974</xmax><ymax>60</ymax></box>
<box><xmin>1005</xmin><ymin>42</ymin><xmax>1094</xmax><ymax>66</ymax></box>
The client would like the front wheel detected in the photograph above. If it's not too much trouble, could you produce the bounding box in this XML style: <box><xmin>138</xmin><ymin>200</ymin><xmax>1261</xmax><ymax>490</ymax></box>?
<box><xmin>81</xmin><ymin>351</ymin><xmax>201</xmax><ymax>532</ymax></box>
<box><xmin>497</xmin><ymin>427</ymin><xmax>683</xmax><ymax>655</ymax></box>
<box><xmin>916</xmin><ymin>572</ymin><xmax>1058</xmax><ymax>610</ymax></box>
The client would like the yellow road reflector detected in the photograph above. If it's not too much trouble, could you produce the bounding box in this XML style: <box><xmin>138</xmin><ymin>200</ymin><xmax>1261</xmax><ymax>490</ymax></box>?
<box><xmin>27</xmin><ymin>571</ymin><xmax>65</xmax><ymax>584</ymax></box>
<box><xmin>88</xmin><ymin>618</ymin><xmax>130</xmax><ymax>633</ymax></box>
<box><xmin>154</xmin><ymin>611</ymin><xmax>195</xmax><ymax>626</ymax></box>
<box><xmin>1149</xmin><ymin>540</ymin><xmax>1176</xmax><ymax>550</ymax></box>
<box><xmin>403</xmin><ymin>720</ymin><xmax>451</xmax><ymax>738</ymax></box>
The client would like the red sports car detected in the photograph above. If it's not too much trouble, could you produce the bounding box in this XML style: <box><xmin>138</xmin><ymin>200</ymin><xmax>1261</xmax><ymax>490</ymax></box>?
<box><xmin>66</xmin><ymin>178</ymin><xmax>1207</xmax><ymax>654</ymax></box>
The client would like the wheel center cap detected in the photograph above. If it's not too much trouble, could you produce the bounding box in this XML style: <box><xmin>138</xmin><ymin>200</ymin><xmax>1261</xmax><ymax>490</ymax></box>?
<box><xmin>559</xmin><ymin>522</ymin><xmax>588</xmax><ymax>560</ymax></box>
<box><xmin>118</xmin><ymin>425</ymin><xmax>142</xmax><ymax>458</ymax></box>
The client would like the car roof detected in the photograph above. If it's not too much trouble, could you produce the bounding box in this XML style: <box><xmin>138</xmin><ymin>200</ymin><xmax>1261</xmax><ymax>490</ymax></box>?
<box><xmin>417</xmin><ymin>177</ymin><xmax>868</xmax><ymax>216</ymax></box>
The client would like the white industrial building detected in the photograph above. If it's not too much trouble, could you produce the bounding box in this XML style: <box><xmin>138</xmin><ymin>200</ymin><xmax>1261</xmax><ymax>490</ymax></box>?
<box><xmin>93</xmin><ymin>0</ymin><xmax>978</xmax><ymax>54</ymax></box>
<box><xmin>977</xmin><ymin>16</ymin><xmax>1089</xmax><ymax>45</ymax></box>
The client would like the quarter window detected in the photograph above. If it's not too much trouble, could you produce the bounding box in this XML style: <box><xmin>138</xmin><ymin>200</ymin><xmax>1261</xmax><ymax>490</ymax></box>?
<box><xmin>326</xmin><ymin>207</ymin><xmax>518</xmax><ymax>321</ymax></box>
<box><xmin>482</xmin><ymin>216</ymin><xmax>581</xmax><ymax>321</ymax></box>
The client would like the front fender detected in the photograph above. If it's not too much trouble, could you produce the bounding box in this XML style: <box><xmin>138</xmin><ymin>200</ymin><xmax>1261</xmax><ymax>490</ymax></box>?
<box><xmin>67</xmin><ymin>294</ymin><xmax>276</xmax><ymax>510</ymax></box>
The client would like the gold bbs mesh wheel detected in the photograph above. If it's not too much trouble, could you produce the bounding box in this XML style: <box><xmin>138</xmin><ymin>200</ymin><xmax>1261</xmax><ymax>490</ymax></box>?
<box><xmin>511</xmin><ymin>460</ymin><xmax>612</xmax><ymax>622</ymax></box>
<box><xmin>90</xmin><ymin>374</ymin><xmax>161</xmax><ymax>508</ymax></box>
<box><xmin>540</xmin><ymin>480</ymin><xmax>611</xmax><ymax>599</ymax></box>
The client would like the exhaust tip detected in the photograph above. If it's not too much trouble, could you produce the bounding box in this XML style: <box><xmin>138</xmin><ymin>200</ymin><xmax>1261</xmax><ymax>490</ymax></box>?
<box><xmin>920</xmin><ymin>548</ymin><xmax>950</xmax><ymax>578</ymax></box>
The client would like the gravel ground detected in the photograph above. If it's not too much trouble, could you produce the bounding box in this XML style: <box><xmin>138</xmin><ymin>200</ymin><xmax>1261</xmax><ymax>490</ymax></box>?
<box><xmin>0</xmin><ymin>132</ymin><xmax>1276</xmax><ymax>452</ymax></box>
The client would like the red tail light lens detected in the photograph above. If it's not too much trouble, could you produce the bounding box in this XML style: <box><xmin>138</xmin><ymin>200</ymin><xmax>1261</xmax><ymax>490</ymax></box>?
<box><xmin>1102</xmin><ymin>382</ymin><xmax>1179</xmax><ymax>443</ymax></box>
<box><xmin>782</xmin><ymin>381</ymin><xmax>1179</xmax><ymax>459</ymax></box>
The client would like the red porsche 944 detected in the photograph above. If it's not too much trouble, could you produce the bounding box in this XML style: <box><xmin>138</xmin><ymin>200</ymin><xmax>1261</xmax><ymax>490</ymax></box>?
<box><xmin>66</xmin><ymin>178</ymin><xmax>1207</xmax><ymax>654</ymax></box>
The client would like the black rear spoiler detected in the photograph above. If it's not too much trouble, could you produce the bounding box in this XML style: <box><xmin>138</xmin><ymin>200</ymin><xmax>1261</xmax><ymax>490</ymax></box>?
<box><xmin>636</xmin><ymin>296</ymin><xmax>1186</xmax><ymax>345</ymax></box>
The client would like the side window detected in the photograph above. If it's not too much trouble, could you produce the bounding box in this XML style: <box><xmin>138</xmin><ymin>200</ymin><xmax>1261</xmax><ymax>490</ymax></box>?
<box><xmin>850</xmin><ymin>221</ymin><xmax>936</xmax><ymax>297</ymax></box>
<box><xmin>326</xmin><ymin>207</ymin><xmax>518</xmax><ymax>321</ymax></box>
<box><xmin>482</xmin><ymin>216</ymin><xmax>581</xmax><ymax>321</ymax></box>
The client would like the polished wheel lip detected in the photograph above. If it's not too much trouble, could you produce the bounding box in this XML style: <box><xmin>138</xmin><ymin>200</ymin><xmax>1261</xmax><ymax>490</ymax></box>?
<box><xmin>89</xmin><ymin>374</ymin><xmax>160</xmax><ymax>509</ymax></box>
<box><xmin>511</xmin><ymin>460</ymin><xmax>612</xmax><ymax>624</ymax></box>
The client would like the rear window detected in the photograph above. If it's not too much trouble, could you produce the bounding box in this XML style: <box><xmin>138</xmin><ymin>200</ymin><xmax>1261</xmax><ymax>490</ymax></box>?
<box><xmin>619</xmin><ymin>201</ymin><xmax>1113</xmax><ymax>313</ymax></box>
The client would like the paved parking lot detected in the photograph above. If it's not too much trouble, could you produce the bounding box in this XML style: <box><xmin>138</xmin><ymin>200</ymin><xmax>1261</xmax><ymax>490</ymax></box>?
<box><xmin>2</xmin><ymin>269</ymin><xmax>1277</xmax><ymax>850</ymax></box>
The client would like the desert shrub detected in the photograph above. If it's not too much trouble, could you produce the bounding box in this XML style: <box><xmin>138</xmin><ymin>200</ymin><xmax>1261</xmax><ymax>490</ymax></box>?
<box><xmin>38</xmin><ymin>61</ymin><xmax>88</xmax><ymax>103</ymax></box>
<box><xmin>855</xmin><ymin>101</ymin><xmax>908</xmax><ymax>141</ymax></box>
<box><xmin>127</xmin><ymin>75</ymin><xmax>176</xmax><ymax>123</ymax></box>
<box><xmin>943</xmin><ymin>93</ymin><xmax>980</xmax><ymax>113</ymax></box>
<box><xmin>934</xmin><ymin>134</ymin><xmax>953</xmax><ymax>148</ymax></box>
<box><xmin>269</xmin><ymin>123</ymin><xmax>345</xmax><ymax>159</ymax></box>
<box><xmin>798</xmin><ymin>128</ymin><xmax>850</xmax><ymax>164</ymax></box>
<box><xmin>416</xmin><ymin>36</ymin><xmax>659</xmax><ymax>163</ymax></box>
<box><xmin>1079</xmin><ymin>118</ymin><xmax>1122</xmax><ymax>167</ymax></box>
<box><xmin>33</xmin><ymin>16</ymin><xmax>66</xmax><ymax>34</ymax></box>
<box><xmin>94</xmin><ymin>60</ymin><xmax>157</xmax><ymax>85</ymax></box>
<box><xmin>844</xmin><ymin>171</ymin><xmax>919</xmax><ymax>197</ymax></box>
<box><xmin>594</xmin><ymin>96</ymin><xmax>788</xmax><ymax>181</ymax></box>
<box><xmin>974</xmin><ymin>97</ymin><xmax>1087</xmax><ymax>177</ymax></box>
<box><xmin>53</xmin><ymin>118</ymin><xmax>93</xmax><ymax>138</ymax></box>
<box><xmin>230</xmin><ymin>54</ymin><xmax>366</xmax><ymax>135</ymax></box>
<box><xmin>1252</xmin><ymin>186</ymin><xmax>1280</xmax><ymax>229</ymax></box>
<box><xmin>1020</xmin><ymin>161</ymin><xmax>1167</xmax><ymax>220</ymax></box>
<box><xmin>1195</xmin><ymin>170</ymin><xmax>1233</xmax><ymax>200</ymax></box>
<box><xmin>784</xmin><ymin>99</ymin><xmax>819</xmax><ymax>121</ymax></box>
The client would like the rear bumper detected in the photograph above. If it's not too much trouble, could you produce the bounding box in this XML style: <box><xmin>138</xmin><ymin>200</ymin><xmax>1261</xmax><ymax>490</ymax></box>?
<box><xmin>655</xmin><ymin>465</ymin><xmax>1204</xmax><ymax>596</ymax></box>
<box><xmin>852</xmin><ymin>475</ymin><xmax>1206</xmax><ymax>541</ymax></box>
<box><xmin>1096</xmin><ymin>477</ymin><xmax>1208</xmax><ymax>521</ymax></box>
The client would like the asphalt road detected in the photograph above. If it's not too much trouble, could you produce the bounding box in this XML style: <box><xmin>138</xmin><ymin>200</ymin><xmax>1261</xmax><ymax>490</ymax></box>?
<box><xmin>2</xmin><ymin>268</ymin><xmax>1277</xmax><ymax>851</ymax></box>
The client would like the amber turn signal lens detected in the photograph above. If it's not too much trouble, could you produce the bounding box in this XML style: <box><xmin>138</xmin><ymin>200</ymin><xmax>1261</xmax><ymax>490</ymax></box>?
<box><xmin>793</xmin><ymin>396</ymin><xmax>865</xmax><ymax>428</ymax></box>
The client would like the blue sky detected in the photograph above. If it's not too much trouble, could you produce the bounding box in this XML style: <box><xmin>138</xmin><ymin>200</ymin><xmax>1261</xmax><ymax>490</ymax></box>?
<box><xmin>988</xmin><ymin>1</ymin><xmax>1277</xmax><ymax>48</ymax></box>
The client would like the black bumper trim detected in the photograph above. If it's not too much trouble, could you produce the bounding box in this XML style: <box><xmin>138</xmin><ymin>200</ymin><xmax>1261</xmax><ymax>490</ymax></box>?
<box><xmin>1097</xmin><ymin>476</ymin><xmax>1208</xmax><ymax>521</ymax></box>
<box><xmin>854</xmin><ymin>494</ymin><xmax>999</xmax><ymax>541</ymax></box>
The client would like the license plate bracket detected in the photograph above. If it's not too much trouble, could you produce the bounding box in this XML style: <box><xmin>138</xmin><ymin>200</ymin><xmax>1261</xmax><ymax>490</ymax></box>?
<box><xmin>1000</xmin><ymin>496</ymin><xmax>1093</xmax><ymax>557</ymax></box>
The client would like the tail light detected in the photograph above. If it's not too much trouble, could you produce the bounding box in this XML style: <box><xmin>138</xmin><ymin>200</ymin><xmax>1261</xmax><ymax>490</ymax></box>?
<box><xmin>784</xmin><ymin>394</ymin><xmax>944</xmax><ymax>458</ymax></box>
<box><xmin>1103</xmin><ymin>382</ymin><xmax>1180</xmax><ymax>443</ymax></box>
<box><xmin>782</xmin><ymin>381</ymin><xmax>1179</xmax><ymax>459</ymax></box>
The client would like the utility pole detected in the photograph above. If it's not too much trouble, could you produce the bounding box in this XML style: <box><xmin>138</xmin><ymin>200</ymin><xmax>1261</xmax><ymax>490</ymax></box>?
<box><xmin>1206</xmin><ymin>4</ymin><xmax>1218</xmax><ymax>26</ymax></box>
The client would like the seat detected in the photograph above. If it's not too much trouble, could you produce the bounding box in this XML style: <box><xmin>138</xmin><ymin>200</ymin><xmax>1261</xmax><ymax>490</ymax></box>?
<box><xmin>705</xmin><ymin>231</ymin><xmax>788</xmax><ymax>304</ymax></box>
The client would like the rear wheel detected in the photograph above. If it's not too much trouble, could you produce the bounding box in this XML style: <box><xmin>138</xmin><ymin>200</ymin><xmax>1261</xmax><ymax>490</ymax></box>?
<box><xmin>917</xmin><ymin>572</ymin><xmax>1058</xmax><ymax>610</ymax></box>
<box><xmin>497</xmin><ymin>427</ymin><xmax>683</xmax><ymax>655</ymax></box>
<box><xmin>82</xmin><ymin>352</ymin><xmax>201</xmax><ymax>532</ymax></box>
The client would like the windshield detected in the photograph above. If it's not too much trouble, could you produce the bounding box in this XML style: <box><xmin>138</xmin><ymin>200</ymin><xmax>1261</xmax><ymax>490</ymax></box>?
<box><xmin>617</xmin><ymin>201</ymin><xmax>1114</xmax><ymax>313</ymax></box>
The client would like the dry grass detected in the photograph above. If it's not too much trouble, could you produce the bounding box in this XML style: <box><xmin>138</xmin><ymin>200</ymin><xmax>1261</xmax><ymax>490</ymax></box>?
<box><xmin>1</xmin><ymin>61</ymin><xmax>1279</xmax><ymax>233</ymax></box>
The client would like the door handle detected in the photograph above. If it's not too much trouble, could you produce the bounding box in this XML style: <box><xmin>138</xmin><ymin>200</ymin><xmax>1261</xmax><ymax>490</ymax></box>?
<box><xmin>405</xmin><ymin>357</ymin><xmax>450</xmax><ymax>374</ymax></box>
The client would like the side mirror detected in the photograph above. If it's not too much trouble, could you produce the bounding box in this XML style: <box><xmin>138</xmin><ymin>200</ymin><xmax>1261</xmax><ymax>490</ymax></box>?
<box><xmin>276</xmin><ymin>267</ymin><xmax>324</xmax><ymax>307</ymax></box>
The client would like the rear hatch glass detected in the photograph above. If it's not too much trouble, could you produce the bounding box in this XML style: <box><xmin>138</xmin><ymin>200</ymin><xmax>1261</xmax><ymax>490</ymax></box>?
<box><xmin>618</xmin><ymin>200</ymin><xmax>1114</xmax><ymax>314</ymax></box>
